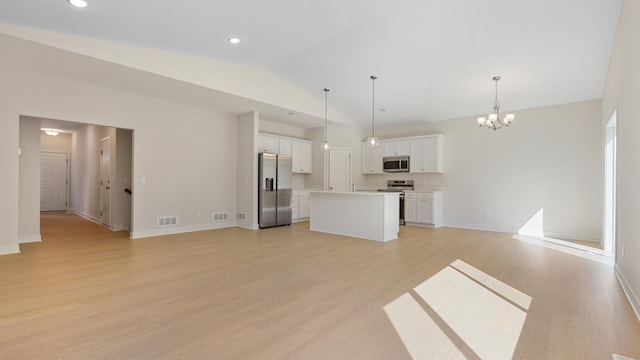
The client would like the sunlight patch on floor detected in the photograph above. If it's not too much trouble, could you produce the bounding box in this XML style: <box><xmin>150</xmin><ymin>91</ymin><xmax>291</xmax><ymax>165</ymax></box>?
<box><xmin>384</xmin><ymin>260</ymin><xmax>531</xmax><ymax>360</ymax></box>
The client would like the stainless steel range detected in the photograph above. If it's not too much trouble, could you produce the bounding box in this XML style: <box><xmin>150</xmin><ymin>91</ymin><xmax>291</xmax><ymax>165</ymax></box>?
<box><xmin>377</xmin><ymin>180</ymin><xmax>414</xmax><ymax>225</ymax></box>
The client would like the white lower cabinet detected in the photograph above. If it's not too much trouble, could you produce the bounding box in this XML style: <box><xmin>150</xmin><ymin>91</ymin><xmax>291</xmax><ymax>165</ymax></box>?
<box><xmin>291</xmin><ymin>192</ymin><xmax>299</xmax><ymax>220</ymax></box>
<box><xmin>404</xmin><ymin>191</ymin><xmax>442</xmax><ymax>227</ymax></box>
<box><xmin>404</xmin><ymin>193</ymin><xmax>417</xmax><ymax>222</ymax></box>
<box><xmin>291</xmin><ymin>191</ymin><xmax>311</xmax><ymax>221</ymax></box>
<box><xmin>298</xmin><ymin>191</ymin><xmax>311</xmax><ymax>219</ymax></box>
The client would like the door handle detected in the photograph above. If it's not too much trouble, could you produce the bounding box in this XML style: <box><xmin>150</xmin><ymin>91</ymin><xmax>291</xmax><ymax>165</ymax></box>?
<box><xmin>106</xmin><ymin>187</ymin><xmax>111</xmax><ymax>190</ymax></box>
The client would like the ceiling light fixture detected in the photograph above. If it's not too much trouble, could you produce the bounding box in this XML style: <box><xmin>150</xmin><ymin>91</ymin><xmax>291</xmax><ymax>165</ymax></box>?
<box><xmin>228</xmin><ymin>37</ymin><xmax>240</xmax><ymax>44</ymax></box>
<box><xmin>67</xmin><ymin>0</ymin><xmax>88</xmax><ymax>8</ymax></box>
<box><xmin>323</xmin><ymin>88</ymin><xmax>330</xmax><ymax>150</ymax></box>
<box><xmin>365</xmin><ymin>75</ymin><xmax>380</xmax><ymax>147</ymax></box>
<box><xmin>44</xmin><ymin>130</ymin><xmax>60</xmax><ymax>136</ymax></box>
<box><xmin>477</xmin><ymin>76</ymin><xmax>515</xmax><ymax>131</ymax></box>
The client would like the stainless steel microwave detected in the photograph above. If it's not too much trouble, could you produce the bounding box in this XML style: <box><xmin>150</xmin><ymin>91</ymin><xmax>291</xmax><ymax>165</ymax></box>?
<box><xmin>383</xmin><ymin>156</ymin><xmax>410</xmax><ymax>173</ymax></box>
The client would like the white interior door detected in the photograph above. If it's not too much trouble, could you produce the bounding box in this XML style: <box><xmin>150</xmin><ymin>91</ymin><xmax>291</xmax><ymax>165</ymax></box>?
<box><xmin>40</xmin><ymin>152</ymin><xmax>68</xmax><ymax>211</ymax></box>
<box><xmin>328</xmin><ymin>149</ymin><xmax>351</xmax><ymax>192</ymax></box>
<box><xmin>100</xmin><ymin>137</ymin><xmax>112</xmax><ymax>227</ymax></box>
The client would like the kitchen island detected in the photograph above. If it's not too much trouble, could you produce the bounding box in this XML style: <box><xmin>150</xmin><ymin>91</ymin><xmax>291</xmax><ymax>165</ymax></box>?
<box><xmin>310</xmin><ymin>191</ymin><xmax>399</xmax><ymax>242</ymax></box>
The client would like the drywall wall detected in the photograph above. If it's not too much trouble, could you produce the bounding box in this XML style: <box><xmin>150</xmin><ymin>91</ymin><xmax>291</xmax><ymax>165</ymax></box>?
<box><xmin>18</xmin><ymin>117</ymin><xmax>41</xmax><ymax>243</ymax></box>
<box><xmin>237</xmin><ymin>112</ymin><xmax>259</xmax><ymax>229</ymax></box>
<box><xmin>306</xmin><ymin>125</ymin><xmax>365</xmax><ymax>192</ymax></box>
<box><xmin>602</xmin><ymin>0</ymin><xmax>640</xmax><ymax>319</ymax></box>
<box><xmin>0</xmin><ymin>24</ymin><xmax>357</xmax><ymax>128</ymax></box>
<box><xmin>259</xmin><ymin>118</ymin><xmax>306</xmax><ymax>139</ymax></box>
<box><xmin>70</xmin><ymin>124</ymin><xmax>115</xmax><ymax>222</ymax></box>
<box><xmin>360</xmin><ymin>100</ymin><xmax>603</xmax><ymax>241</ymax></box>
<box><xmin>114</xmin><ymin>128</ymin><xmax>133</xmax><ymax>231</ymax></box>
<box><xmin>0</xmin><ymin>33</ymin><xmax>239</xmax><ymax>251</ymax></box>
<box><xmin>40</xmin><ymin>131</ymin><xmax>72</xmax><ymax>153</ymax></box>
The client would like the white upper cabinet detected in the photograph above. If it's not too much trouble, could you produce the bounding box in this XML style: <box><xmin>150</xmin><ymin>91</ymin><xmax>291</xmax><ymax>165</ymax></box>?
<box><xmin>258</xmin><ymin>134</ymin><xmax>312</xmax><ymax>174</ymax></box>
<box><xmin>361</xmin><ymin>142</ymin><xmax>384</xmax><ymax>174</ymax></box>
<box><xmin>278</xmin><ymin>139</ymin><xmax>292</xmax><ymax>156</ymax></box>
<box><xmin>292</xmin><ymin>140</ymin><xmax>312</xmax><ymax>173</ymax></box>
<box><xmin>410</xmin><ymin>134</ymin><xmax>444</xmax><ymax>173</ymax></box>
<box><xmin>258</xmin><ymin>135</ymin><xmax>279</xmax><ymax>153</ymax></box>
<box><xmin>383</xmin><ymin>139</ymin><xmax>411</xmax><ymax>156</ymax></box>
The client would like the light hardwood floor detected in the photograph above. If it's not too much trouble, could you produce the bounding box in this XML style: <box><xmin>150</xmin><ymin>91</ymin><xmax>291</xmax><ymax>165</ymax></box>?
<box><xmin>1</xmin><ymin>212</ymin><xmax>639</xmax><ymax>359</ymax></box>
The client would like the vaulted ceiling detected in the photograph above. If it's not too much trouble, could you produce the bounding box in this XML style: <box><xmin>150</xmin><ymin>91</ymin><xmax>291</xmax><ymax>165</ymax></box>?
<box><xmin>0</xmin><ymin>0</ymin><xmax>622</xmax><ymax>128</ymax></box>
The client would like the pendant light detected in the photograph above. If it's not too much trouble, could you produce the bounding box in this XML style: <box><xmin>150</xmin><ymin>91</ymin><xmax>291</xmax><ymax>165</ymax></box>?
<box><xmin>365</xmin><ymin>75</ymin><xmax>380</xmax><ymax>147</ymax></box>
<box><xmin>323</xmin><ymin>88</ymin><xmax>330</xmax><ymax>150</ymax></box>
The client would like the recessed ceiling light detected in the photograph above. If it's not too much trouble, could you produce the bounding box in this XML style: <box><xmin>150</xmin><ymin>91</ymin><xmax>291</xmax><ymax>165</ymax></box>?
<box><xmin>44</xmin><ymin>130</ymin><xmax>60</xmax><ymax>136</ymax></box>
<box><xmin>228</xmin><ymin>37</ymin><xmax>240</xmax><ymax>44</ymax></box>
<box><xmin>67</xmin><ymin>0</ymin><xmax>88</xmax><ymax>8</ymax></box>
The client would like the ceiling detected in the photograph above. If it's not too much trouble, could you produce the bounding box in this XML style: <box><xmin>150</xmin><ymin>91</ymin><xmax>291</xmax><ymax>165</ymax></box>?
<box><xmin>0</xmin><ymin>0</ymin><xmax>622</xmax><ymax>129</ymax></box>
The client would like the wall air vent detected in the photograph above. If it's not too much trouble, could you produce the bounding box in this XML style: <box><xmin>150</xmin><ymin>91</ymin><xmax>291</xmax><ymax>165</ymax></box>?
<box><xmin>237</xmin><ymin>212</ymin><xmax>247</xmax><ymax>221</ymax></box>
<box><xmin>213</xmin><ymin>212</ymin><xmax>229</xmax><ymax>222</ymax></box>
<box><xmin>157</xmin><ymin>216</ymin><xmax>178</xmax><ymax>227</ymax></box>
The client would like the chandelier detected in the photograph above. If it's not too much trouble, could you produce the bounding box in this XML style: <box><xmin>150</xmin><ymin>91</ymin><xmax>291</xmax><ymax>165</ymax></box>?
<box><xmin>477</xmin><ymin>76</ymin><xmax>515</xmax><ymax>130</ymax></box>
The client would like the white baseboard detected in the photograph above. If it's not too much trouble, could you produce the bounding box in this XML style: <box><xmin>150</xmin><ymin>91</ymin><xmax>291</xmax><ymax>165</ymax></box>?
<box><xmin>69</xmin><ymin>209</ymin><xmax>101</xmax><ymax>224</ymax></box>
<box><xmin>542</xmin><ymin>231</ymin><xmax>601</xmax><ymax>242</ymax></box>
<box><xmin>0</xmin><ymin>244</ymin><xmax>21</xmax><ymax>255</ymax></box>
<box><xmin>236</xmin><ymin>221</ymin><xmax>259</xmax><ymax>230</ymax></box>
<box><xmin>615</xmin><ymin>264</ymin><xmax>640</xmax><ymax>322</ymax></box>
<box><xmin>443</xmin><ymin>221</ymin><xmax>517</xmax><ymax>234</ymax></box>
<box><xmin>19</xmin><ymin>234</ymin><xmax>41</xmax><ymax>243</ymax></box>
<box><xmin>130</xmin><ymin>221</ymin><xmax>236</xmax><ymax>239</ymax></box>
<box><xmin>444</xmin><ymin>221</ymin><xmax>601</xmax><ymax>242</ymax></box>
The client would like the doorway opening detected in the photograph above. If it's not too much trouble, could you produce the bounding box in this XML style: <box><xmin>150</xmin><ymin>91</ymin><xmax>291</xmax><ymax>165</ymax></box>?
<box><xmin>604</xmin><ymin>111</ymin><xmax>617</xmax><ymax>255</ymax></box>
<box><xmin>27</xmin><ymin>116</ymin><xmax>134</xmax><ymax>241</ymax></box>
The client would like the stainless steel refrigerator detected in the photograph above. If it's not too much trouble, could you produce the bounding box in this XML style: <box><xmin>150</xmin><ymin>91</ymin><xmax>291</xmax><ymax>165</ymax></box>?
<box><xmin>258</xmin><ymin>153</ymin><xmax>292</xmax><ymax>228</ymax></box>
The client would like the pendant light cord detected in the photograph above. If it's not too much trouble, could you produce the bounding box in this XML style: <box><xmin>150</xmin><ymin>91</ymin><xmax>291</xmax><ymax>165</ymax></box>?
<box><xmin>324</xmin><ymin>88</ymin><xmax>329</xmax><ymax>143</ymax></box>
<box><xmin>371</xmin><ymin>75</ymin><xmax>377</xmax><ymax>137</ymax></box>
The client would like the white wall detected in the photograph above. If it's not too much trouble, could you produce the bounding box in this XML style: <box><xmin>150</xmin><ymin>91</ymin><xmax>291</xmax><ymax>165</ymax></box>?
<box><xmin>70</xmin><ymin>124</ymin><xmax>115</xmax><ymax>222</ymax></box>
<box><xmin>360</xmin><ymin>100</ymin><xmax>603</xmax><ymax>241</ymax></box>
<box><xmin>18</xmin><ymin>117</ymin><xmax>41</xmax><ymax>243</ymax></box>
<box><xmin>237</xmin><ymin>112</ymin><xmax>259</xmax><ymax>229</ymax></box>
<box><xmin>41</xmin><ymin>131</ymin><xmax>72</xmax><ymax>153</ymax></box>
<box><xmin>306</xmin><ymin>125</ymin><xmax>365</xmax><ymax>191</ymax></box>
<box><xmin>602</xmin><ymin>0</ymin><xmax>640</xmax><ymax>318</ymax></box>
<box><xmin>114</xmin><ymin>128</ymin><xmax>133</xmax><ymax>231</ymax></box>
<box><xmin>0</xmin><ymin>34</ymin><xmax>239</xmax><ymax>252</ymax></box>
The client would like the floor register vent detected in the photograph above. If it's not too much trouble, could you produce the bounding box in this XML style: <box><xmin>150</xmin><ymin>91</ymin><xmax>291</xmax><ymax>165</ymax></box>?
<box><xmin>213</xmin><ymin>212</ymin><xmax>229</xmax><ymax>222</ymax></box>
<box><xmin>157</xmin><ymin>216</ymin><xmax>178</xmax><ymax>227</ymax></box>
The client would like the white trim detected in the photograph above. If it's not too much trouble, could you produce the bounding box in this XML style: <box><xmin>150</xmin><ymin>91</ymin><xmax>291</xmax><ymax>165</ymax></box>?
<box><xmin>19</xmin><ymin>234</ymin><xmax>42</xmax><ymax>243</ymax></box>
<box><xmin>513</xmin><ymin>234</ymin><xmax>613</xmax><ymax>265</ymax></box>
<box><xmin>69</xmin><ymin>208</ymin><xmax>101</xmax><ymax>224</ymax></box>
<box><xmin>236</xmin><ymin>222</ymin><xmax>259</xmax><ymax>230</ymax></box>
<box><xmin>444</xmin><ymin>222</ymin><xmax>601</xmax><ymax>242</ymax></box>
<box><xmin>615</xmin><ymin>264</ymin><xmax>640</xmax><ymax>322</ymax></box>
<box><xmin>443</xmin><ymin>221</ymin><xmax>517</xmax><ymax>234</ymax></box>
<box><xmin>542</xmin><ymin>231</ymin><xmax>601</xmax><ymax>242</ymax></box>
<box><xmin>0</xmin><ymin>245</ymin><xmax>21</xmax><ymax>255</ymax></box>
<box><xmin>130</xmin><ymin>222</ymin><xmax>236</xmax><ymax>239</ymax></box>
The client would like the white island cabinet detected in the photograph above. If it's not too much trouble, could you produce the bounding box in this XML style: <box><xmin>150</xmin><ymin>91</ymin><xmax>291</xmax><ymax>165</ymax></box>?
<box><xmin>310</xmin><ymin>191</ymin><xmax>399</xmax><ymax>242</ymax></box>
